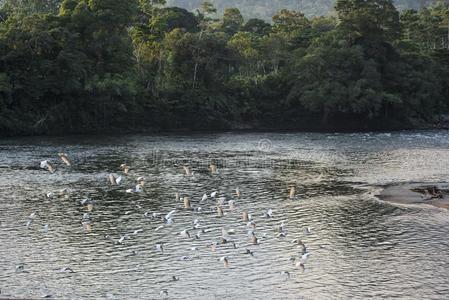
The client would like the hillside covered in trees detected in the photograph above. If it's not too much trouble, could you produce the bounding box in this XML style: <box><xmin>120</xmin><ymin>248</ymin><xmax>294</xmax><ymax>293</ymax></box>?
<box><xmin>0</xmin><ymin>0</ymin><xmax>437</xmax><ymax>19</ymax></box>
<box><xmin>166</xmin><ymin>0</ymin><xmax>436</xmax><ymax>19</ymax></box>
<box><xmin>0</xmin><ymin>0</ymin><xmax>449</xmax><ymax>136</ymax></box>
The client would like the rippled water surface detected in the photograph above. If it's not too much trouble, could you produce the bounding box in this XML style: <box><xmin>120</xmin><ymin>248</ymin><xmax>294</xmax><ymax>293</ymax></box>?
<box><xmin>1</xmin><ymin>131</ymin><xmax>449</xmax><ymax>299</ymax></box>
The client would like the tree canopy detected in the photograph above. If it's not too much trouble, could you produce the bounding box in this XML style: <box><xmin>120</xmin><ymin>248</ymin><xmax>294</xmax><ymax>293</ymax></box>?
<box><xmin>0</xmin><ymin>0</ymin><xmax>448</xmax><ymax>135</ymax></box>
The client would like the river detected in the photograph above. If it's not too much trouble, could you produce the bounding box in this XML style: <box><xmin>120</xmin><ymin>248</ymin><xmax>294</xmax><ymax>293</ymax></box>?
<box><xmin>0</xmin><ymin>131</ymin><xmax>448</xmax><ymax>299</ymax></box>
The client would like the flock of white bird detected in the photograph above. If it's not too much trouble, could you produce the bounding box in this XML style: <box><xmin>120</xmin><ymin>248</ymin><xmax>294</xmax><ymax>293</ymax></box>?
<box><xmin>18</xmin><ymin>152</ymin><xmax>313</xmax><ymax>298</ymax></box>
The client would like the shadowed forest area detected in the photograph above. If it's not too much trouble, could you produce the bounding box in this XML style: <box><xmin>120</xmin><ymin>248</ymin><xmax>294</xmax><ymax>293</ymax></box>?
<box><xmin>0</xmin><ymin>0</ymin><xmax>449</xmax><ymax>136</ymax></box>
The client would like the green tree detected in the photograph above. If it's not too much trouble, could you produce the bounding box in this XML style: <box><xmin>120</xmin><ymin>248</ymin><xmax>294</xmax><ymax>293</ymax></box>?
<box><xmin>336</xmin><ymin>0</ymin><xmax>401</xmax><ymax>41</ymax></box>
<box><xmin>242</xmin><ymin>18</ymin><xmax>271</xmax><ymax>36</ymax></box>
<box><xmin>221</xmin><ymin>7</ymin><xmax>243</xmax><ymax>35</ymax></box>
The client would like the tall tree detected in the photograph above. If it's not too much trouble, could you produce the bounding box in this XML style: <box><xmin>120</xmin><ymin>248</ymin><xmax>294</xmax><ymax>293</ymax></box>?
<box><xmin>336</xmin><ymin>0</ymin><xmax>401</xmax><ymax>41</ymax></box>
<box><xmin>221</xmin><ymin>7</ymin><xmax>243</xmax><ymax>35</ymax></box>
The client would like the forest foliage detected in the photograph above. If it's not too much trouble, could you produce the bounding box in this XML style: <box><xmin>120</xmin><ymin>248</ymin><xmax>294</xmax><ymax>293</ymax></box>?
<box><xmin>0</xmin><ymin>0</ymin><xmax>449</xmax><ymax>135</ymax></box>
<box><xmin>165</xmin><ymin>0</ymin><xmax>437</xmax><ymax>19</ymax></box>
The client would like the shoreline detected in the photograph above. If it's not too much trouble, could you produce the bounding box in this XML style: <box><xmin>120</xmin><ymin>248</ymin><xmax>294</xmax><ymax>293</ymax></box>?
<box><xmin>1</xmin><ymin>124</ymin><xmax>448</xmax><ymax>140</ymax></box>
<box><xmin>377</xmin><ymin>183</ymin><xmax>449</xmax><ymax>210</ymax></box>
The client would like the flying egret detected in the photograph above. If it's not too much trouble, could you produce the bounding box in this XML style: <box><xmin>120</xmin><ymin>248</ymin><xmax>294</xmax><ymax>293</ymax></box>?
<box><xmin>235</xmin><ymin>188</ymin><xmax>241</xmax><ymax>198</ymax></box>
<box><xmin>58</xmin><ymin>153</ymin><xmax>71</xmax><ymax>166</ymax></box>
<box><xmin>40</xmin><ymin>160</ymin><xmax>55</xmax><ymax>173</ymax></box>
<box><xmin>220</xmin><ymin>256</ymin><xmax>229</xmax><ymax>268</ymax></box>
<box><xmin>201</xmin><ymin>193</ymin><xmax>208</xmax><ymax>202</ymax></box>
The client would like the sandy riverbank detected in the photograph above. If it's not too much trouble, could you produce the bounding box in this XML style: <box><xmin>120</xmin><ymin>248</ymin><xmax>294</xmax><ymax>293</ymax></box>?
<box><xmin>377</xmin><ymin>183</ymin><xmax>449</xmax><ymax>210</ymax></box>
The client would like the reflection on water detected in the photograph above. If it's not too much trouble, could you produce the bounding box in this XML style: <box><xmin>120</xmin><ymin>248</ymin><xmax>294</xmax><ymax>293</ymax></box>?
<box><xmin>1</xmin><ymin>131</ymin><xmax>449</xmax><ymax>299</ymax></box>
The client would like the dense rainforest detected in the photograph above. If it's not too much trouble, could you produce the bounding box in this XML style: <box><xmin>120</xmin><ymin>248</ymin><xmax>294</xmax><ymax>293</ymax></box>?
<box><xmin>166</xmin><ymin>0</ymin><xmax>436</xmax><ymax>19</ymax></box>
<box><xmin>0</xmin><ymin>0</ymin><xmax>449</xmax><ymax>136</ymax></box>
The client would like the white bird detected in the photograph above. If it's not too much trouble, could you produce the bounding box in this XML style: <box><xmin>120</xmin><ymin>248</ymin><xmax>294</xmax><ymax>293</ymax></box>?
<box><xmin>134</xmin><ymin>184</ymin><xmax>143</xmax><ymax>193</ymax></box>
<box><xmin>118</xmin><ymin>235</ymin><xmax>126</xmax><ymax>244</ymax></box>
<box><xmin>40</xmin><ymin>160</ymin><xmax>55</xmax><ymax>173</ymax></box>
<box><xmin>182</xmin><ymin>166</ymin><xmax>191</xmax><ymax>176</ymax></box>
<box><xmin>59</xmin><ymin>266</ymin><xmax>74</xmax><ymax>273</ymax></box>
<box><xmin>296</xmin><ymin>252</ymin><xmax>310</xmax><ymax>268</ymax></box>
<box><xmin>165</xmin><ymin>210</ymin><xmax>176</xmax><ymax>222</ymax></box>
<box><xmin>264</xmin><ymin>209</ymin><xmax>273</xmax><ymax>218</ymax></box>
<box><xmin>15</xmin><ymin>264</ymin><xmax>25</xmax><ymax>273</ymax></box>
<box><xmin>220</xmin><ymin>256</ymin><xmax>229</xmax><ymax>268</ymax></box>
<box><xmin>26</xmin><ymin>212</ymin><xmax>36</xmax><ymax>228</ymax></box>
<box><xmin>195</xmin><ymin>229</ymin><xmax>205</xmax><ymax>239</ymax></box>
<box><xmin>210</xmin><ymin>191</ymin><xmax>217</xmax><ymax>198</ymax></box>
<box><xmin>115</xmin><ymin>176</ymin><xmax>123</xmax><ymax>185</ymax></box>
<box><xmin>160</xmin><ymin>290</ymin><xmax>168</xmax><ymax>298</ymax></box>
<box><xmin>281</xmin><ymin>271</ymin><xmax>290</xmax><ymax>280</ymax></box>
<box><xmin>155</xmin><ymin>243</ymin><xmax>164</xmax><ymax>252</ymax></box>
<box><xmin>221</xmin><ymin>228</ymin><xmax>231</xmax><ymax>241</ymax></box>
<box><xmin>126</xmin><ymin>184</ymin><xmax>143</xmax><ymax>193</ymax></box>
<box><xmin>26</xmin><ymin>219</ymin><xmax>33</xmax><ymax>228</ymax></box>
<box><xmin>193</xmin><ymin>219</ymin><xmax>200</xmax><ymax>229</ymax></box>
<box><xmin>227</xmin><ymin>229</ymin><xmax>236</xmax><ymax>235</ymax></box>
<box><xmin>289</xmin><ymin>186</ymin><xmax>296</xmax><ymax>199</ymax></box>
<box><xmin>147</xmin><ymin>212</ymin><xmax>161</xmax><ymax>218</ymax></box>
<box><xmin>301</xmin><ymin>252</ymin><xmax>310</xmax><ymax>262</ymax></box>
<box><xmin>235</xmin><ymin>187</ymin><xmax>241</xmax><ymax>198</ymax></box>
<box><xmin>277</xmin><ymin>232</ymin><xmax>287</xmax><ymax>238</ymax></box>
<box><xmin>58</xmin><ymin>153</ymin><xmax>71</xmax><ymax>166</ymax></box>
<box><xmin>43</xmin><ymin>224</ymin><xmax>49</xmax><ymax>233</ymax></box>
<box><xmin>136</xmin><ymin>176</ymin><xmax>145</xmax><ymax>186</ymax></box>
<box><xmin>40</xmin><ymin>160</ymin><xmax>48</xmax><ymax>169</ymax></box>
<box><xmin>133</xmin><ymin>229</ymin><xmax>143</xmax><ymax>235</ymax></box>
<box><xmin>201</xmin><ymin>194</ymin><xmax>208</xmax><ymax>202</ymax></box>
<box><xmin>180</xmin><ymin>229</ymin><xmax>191</xmax><ymax>238</ymax></box>
<box><xmin>278</xmin><ymin>220</ymin><xmax>287</xmax><ymax>233</ymax></box>
<box><xmin>304</xmin><ymin>227</ymin><xmax>313</xmax><ymax>234</ymax></box>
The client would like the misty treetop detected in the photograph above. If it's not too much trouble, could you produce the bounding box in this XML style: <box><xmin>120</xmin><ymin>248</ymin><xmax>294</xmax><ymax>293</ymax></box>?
<box><xmin>0</xmin><ymin>0</ymin><xmax>448</xmax><ymax>135</ymax></box>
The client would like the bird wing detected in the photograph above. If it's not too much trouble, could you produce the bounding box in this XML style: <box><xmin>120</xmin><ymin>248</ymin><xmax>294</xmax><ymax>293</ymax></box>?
<box><xmin>165</xmin><ymin>209</ymin><xmax>176</xmax><ymax>220</ymax></box>
<box><xmin>59</xmin><ymin>155</ymin><xmax>71</xmax><ymax>166</ymax></box>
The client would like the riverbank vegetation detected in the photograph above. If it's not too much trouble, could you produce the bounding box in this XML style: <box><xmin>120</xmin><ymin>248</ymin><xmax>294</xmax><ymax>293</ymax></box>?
<box><xmin>1</xmin><ymin>0</ymin><xmax>449</xmax><ymax>136</ymax></box>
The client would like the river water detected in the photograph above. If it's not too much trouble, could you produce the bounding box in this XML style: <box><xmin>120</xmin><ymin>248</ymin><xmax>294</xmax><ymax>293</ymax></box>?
<box><xmin>0</xmin><ymin>131</ymin><xmax>448</xmax><ymax>299</ymax></box>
